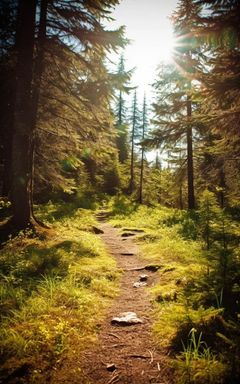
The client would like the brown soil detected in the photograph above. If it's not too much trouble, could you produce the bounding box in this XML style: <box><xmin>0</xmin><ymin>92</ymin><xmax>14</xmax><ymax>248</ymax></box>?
<box><xmin>51</xmin><ymin>216</ymin><xmax>173</xmax><ymax>384</ymax></box>
<box><xmin>82</xmin><ymin>216</ymin><xmax>174</xmax><ymax>384</ymax></box>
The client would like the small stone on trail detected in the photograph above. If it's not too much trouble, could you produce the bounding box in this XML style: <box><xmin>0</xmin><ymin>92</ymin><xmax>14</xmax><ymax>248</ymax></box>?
<box><xmin>111</xmin><ymin>312</ymin><xmax>143</xmax><ymax>326</ymax></box>
<box><xmin>123</xmin><ymin>228</ymin><xmax>145</xmax><ymax>233</ymax></box>
<box><xmin>139</xmin><ymin>274</ymin><xmax>148</xmax><ymax>281</ymax></box>
<box><xmin>121</xmin><ymin>232</ymin><xmax>135</xmax><ymax>237</ymax></box>
<box><xmin>106</xmin><ymin>364</ymin><xmax>116</xmax><ymax>372</ymax></box>
<box><xmin>145</xmin><ymin>264</ymin><xmax>162</xmax><ymax>272</ymax></box>
<box><xmin>92</xmin><ymin>226</ymin><xmax>104</xmax><ymax>234</ymax></box>
<box><xmin>133</xmin><ymin>282</ymin><xmax>147</xmax><ymax>288</ymax></box>
<box><xmin>120</xmin><ymin>252</ymin><xmax>134</xmax><ymax>256</ymax></box>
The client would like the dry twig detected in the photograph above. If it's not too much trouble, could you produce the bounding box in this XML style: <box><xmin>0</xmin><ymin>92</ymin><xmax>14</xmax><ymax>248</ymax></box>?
<box><xmin>107</xmin><ymin>372</ymin><xmax>120</xmax><ymax>384</ymax></box>
<box><xmin>108</xmin><ymin>333</ymin><xmax>121</xmax><ymax>339</ymax></box>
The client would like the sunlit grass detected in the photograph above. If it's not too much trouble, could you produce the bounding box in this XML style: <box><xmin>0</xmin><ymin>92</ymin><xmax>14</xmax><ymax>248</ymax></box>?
<box><xmin>109</xmin><ymin>197</ymin><xmax>231</xmax><ymax>383</ymax></box>
<box><xmin>174</xmin><ymin>328</ymin><xmax>227</xmax><ymax>384</ymax></box>
<box><xmin>0</xmin><ymin>202</ymin><xmax>120</xmax><ymax>381</ymax></box>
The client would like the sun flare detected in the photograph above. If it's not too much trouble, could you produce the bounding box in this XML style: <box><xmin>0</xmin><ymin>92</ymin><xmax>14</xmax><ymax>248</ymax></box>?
<box><xmin>110</xmin><ymin>0</ymin><xmax>177</xmax><ymax>94</ymax></box>
<box><xmin>123</xmin><ymin>27</ymin><xmax>175</xmax><ymax>90</ymax></box>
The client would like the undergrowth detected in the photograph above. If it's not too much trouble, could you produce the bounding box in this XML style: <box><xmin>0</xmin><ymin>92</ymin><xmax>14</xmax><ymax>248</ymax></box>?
<box><xmin>108</xmin><ymin>195</ymin><xmax>240</xmax><ymax>384</ymax></box>
<box><xmin>0</xmin><ymin>202</ymin><xmax>119</xmax><ymax>383</ymax></box>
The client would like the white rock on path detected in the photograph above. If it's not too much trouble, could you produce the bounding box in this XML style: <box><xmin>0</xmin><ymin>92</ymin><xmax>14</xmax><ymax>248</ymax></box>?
<box><xmin>133</xmin><ymin>281</ymin><xmax>147</xmax><ymax>288</ymax></box>
<box><xmin>111</xmin><ymin>312</ymin><xmax>143</xmax><ymax>325</ymax></box>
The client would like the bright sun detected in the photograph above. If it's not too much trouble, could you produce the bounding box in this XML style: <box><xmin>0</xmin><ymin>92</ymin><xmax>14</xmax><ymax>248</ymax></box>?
<box><xmin>110</xmin><ymin>0</ymin><xmax>177</xmax><ymax>96</ymax></box>
<box><xmin>124</xmin><ymin>29</ymin><xmax>175</xmax><ymax>90</ymax></box>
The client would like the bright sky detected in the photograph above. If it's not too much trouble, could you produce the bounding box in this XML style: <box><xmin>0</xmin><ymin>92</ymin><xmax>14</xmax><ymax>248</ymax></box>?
<box><xmin>110</xmin><ymin>0</ymin><xmax>178</xmax><ymax>99</ymax></box>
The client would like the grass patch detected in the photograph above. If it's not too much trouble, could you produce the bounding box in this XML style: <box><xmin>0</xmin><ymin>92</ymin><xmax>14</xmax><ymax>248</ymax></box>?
<box><xmin>109</xmin><ymin>199</ymin><xmax>238</xmax><ymax>383</ymax></box>
<box><xmin>0</xmin><ymin>203</ymin><xmax>120</xmax><ymax>383</ymax></box>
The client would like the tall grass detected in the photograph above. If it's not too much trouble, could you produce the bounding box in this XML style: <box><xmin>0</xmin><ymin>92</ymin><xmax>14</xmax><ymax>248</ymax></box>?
<box><xmin>0</xmin><ymin>202</ymin><xmax>120</xmax><ymax>382</ymax></box>
<box><xmin>108</xmin><ymin>197</ymin><xmax>237</xmax><ymax>383</ymax></box>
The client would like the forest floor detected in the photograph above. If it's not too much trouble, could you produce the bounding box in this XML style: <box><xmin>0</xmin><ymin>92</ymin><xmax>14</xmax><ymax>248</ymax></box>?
<box><xmin>51</xmin><ymin>211</ymin><xmax>173</xmax><ymax>384</ymax></box>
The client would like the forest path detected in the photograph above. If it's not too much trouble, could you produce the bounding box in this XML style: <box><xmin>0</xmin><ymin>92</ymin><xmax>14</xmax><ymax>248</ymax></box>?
<box><xmin>79</xmin><ymin>212</ymin><xmax>173</xmax><ymax>384</ymax></box>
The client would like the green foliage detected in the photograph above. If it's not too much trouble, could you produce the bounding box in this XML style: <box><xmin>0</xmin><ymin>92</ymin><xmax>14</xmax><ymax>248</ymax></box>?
<box><xmin>0</xmin><ymin>204</ymin><xmax>120</xmax><ymax>381</ymax></box>
<box><xmin>111</xmin><ymin>202</ymin><xmax>240</xmax><ymax>383</ymax></box>
<box><xmin>73</xmin><ymin>192</ymin><xmax>98</xmax><ymax>210</ymax></box>
<box><xmin>197</xmin><ymin>190</ymin><xmax>240</xmax><ymax>315</ymax></box>
<box><xmin>102</xmin><ymin>161</ymin><xmax>121</xmax><ymax>195</ymax></box>
<box><xmin>175</xmin><ymin>328</ymin><xmax>227</xmax><ymax>384</ymax></box>
<box><xmin>198</xmin><ymin>190</ymin><xmax>221</xmax><ymax>250</ymax></box>
<box><xmin>108</xmin><ymin>195</ymin><xmax>138</xmax><ymax>216</ymax></box>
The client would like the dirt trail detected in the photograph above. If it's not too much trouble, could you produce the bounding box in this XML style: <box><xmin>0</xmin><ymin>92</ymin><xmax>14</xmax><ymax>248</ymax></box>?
<box><xmin>80</xmin><ymin>214</ymin><xmax>173</xmax><ymax>384</ymax></box>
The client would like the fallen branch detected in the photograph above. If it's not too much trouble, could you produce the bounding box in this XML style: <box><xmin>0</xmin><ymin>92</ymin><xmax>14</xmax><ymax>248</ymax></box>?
<box><xmin>124</xmin><ymin>264</ymin><xmax>163</xmax><ymax>272</ymax></box>
<box><xmin>108</xmin><ymin>333</ymin><xmax>121</xmax><ymax>339</ymax></box>
<box><xmin>124</xmin><ymin>266</ymin><xmax>147</xmax><ymax>272</ymax></box>
<box><xmin>126</xmin><ymin>354</ymin><xmax>150</xmax><ymax>359</ymax></box>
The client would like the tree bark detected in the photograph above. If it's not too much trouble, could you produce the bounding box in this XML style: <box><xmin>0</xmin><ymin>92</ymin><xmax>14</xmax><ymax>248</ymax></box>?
<box><xmin>186</xmin><ymin>94</ymin><xmax>195</xmax><ymax>210</ymax></box>
<box><xmin>11</xmin><ymin>0</ymin><xmax>37</xmax><ymax>228</ymax></box>
<box><xmin>2</xmin><ymin>131</ymin><xmax>12</xmax><ymax>197</ymax></box>
<box><xmin>30</xmin><ymin>0</ymin><xmax>48</xmax><ymax>215</ymax></box>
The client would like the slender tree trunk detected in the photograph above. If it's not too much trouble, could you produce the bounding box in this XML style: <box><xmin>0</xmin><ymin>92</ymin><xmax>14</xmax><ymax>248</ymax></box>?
<box><xmin>129</xmin><ymin>90</ymin><xmax>137</xmax><ymax>194</ymax></box>
<box><xmin>178</xmin><ymin>148</ymin><xmax>183</xmax><ymax>210</ymax></box>
<box><xmin>139</xmin><ymin>95</ymin><xmax>146</xmax><ymax>204</ymax></box>
<box><xmin>129</xmin><ymin>128</ymin><xmax>134</xmax><ymax>193</ymax></box>
<box><xmin>116</xmin><ymin>56</ymin><xmax>128</xmax><ymax>164</ymax></box>
<box><xmin>186</xmin><ymin>93</ymin><xmax>195</xmax><ymax>209</ymax></box>
<box><xmin>11</xmin><ymin>0</ymin><xmax>37</xmax><ymax>228</ymax></box>
<box><xmin>139</xmin><ymin>147</ymin><xmax>144</xmax><ymax>204</ymax></box>
<box><xmin>158</xmin><ymin>161</ymin><xmax>162</xmax><ymax>205</ymax></box>
<box><xmin>155</xmin><ymin>152</ymin><xmax>162</xmax><ymax>204</ymax></box>
<box><xmin>118</xmin><ymin>90</ymin><xmax>122</xmax><ymax>125</ymax></box>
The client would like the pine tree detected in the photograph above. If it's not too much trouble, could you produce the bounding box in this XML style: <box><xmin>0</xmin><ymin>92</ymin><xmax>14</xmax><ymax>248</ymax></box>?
<box><xmin>1</xmin><ymin>0</ymin><xmax>126</xmax><ymax>230</ymax></box>
<box><xmin>150</xmin><ymin>61</ymin><xmax>198</xmax><ymax>209</ymax></box>
<box><xmin>10</xmin><ymin>0</ymin><xmax>37</xmax><ymax>228</ymax></box>
<box><xmin>139</xmin><ymin>94</ymin><xmax>147</xmax><ymax>204</ymax></box>
<box><xmin>129</xmin><ymin>89</ymin><xmax>141</xmax><ymax>194</ymax></box>
<box><xmin>0</xmin><ymin>1</ymin><xmax>18</xmax><ymax>197</ymax></box>
<box><xmin>191</xmin><ymin>0</ymin><xmax>240</xmax><ymax>207</ymax></box>
<box><xmin>114</xmin><ymin>55</ymin><xmax>132</xmax><ymax>163</ymax></box>
<box><xmin>171</xmin><ymin>0</ymin><xmax>203</xmax><ymax>209</ymax></box>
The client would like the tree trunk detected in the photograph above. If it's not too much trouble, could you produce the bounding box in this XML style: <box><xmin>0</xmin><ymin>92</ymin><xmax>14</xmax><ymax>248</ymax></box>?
<box><xmin>129</xmin><ymin>130</ymin><xmax>134</xmax><ymax>193</ymax></box>
<box><xmin>139</xmin><ymin>95</ymin><xmax>146</xmax><ymax>204</ymax></box>
<box><xmin>186</xmin><ymin>94</ymin><xmax>195</xmax><ymax>210</ymax></box>
<box><xmin>139</xmin><ymin>148</ymin><xmax>144</xmax><ymax>204</ymax></box>
<box><xmin>11</xmin><ymin>0</ymin><xmax>37</xmax><ymax>229</ymax></box>
<box><xmin>2</xmin><ymin>132</ymin><xmax>12</xmax><ymax>197</ymax></box>
<box><xmin>129</xmin><ymin>90</ymin><xmax>137</xmax><ymax>194</ymax></box>
<box><xmin>118</xmin><ymin>90</ymin><xmax>122</xmax><ymax>126</ymax></box>
<box><xmin>30</xmin><ymin>0</ymin><xmax>48</xmax><ymax>214</ymax></box>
